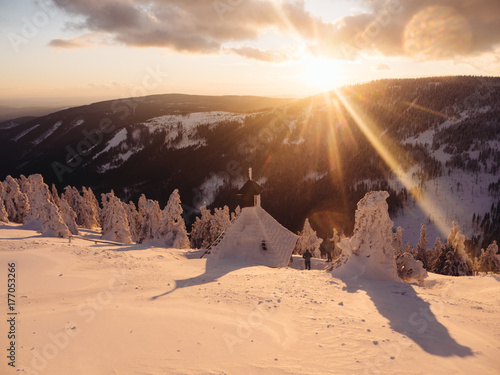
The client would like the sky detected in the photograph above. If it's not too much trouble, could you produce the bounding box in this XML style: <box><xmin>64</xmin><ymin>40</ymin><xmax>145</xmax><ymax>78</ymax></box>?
<box><xmin>1</xmin><ymin>0</ymin><xmax>499</xmax><ymax>107</ymax></box>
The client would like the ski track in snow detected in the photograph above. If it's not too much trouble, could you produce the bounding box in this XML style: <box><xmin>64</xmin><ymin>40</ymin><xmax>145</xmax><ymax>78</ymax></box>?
<box><xmin>32</xmin><ymin>121</ymin><xmax>63</xmax><ymax>145</ymax></box>
<box><xmin>11</xmin><ymin>124</ymin><xmax>40</xmax><ymax>141</ymax></box>
<box><xmin>0</xmin><ymin>225</ymin><xmax>498</xmax><ymax>375</ymax></box>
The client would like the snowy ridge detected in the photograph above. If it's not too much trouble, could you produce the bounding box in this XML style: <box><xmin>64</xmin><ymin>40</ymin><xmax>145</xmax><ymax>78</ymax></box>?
<box><xmin>141</xmin><ymin>111</ymin><xmax>251</xmax><ymax>150</ymax></box>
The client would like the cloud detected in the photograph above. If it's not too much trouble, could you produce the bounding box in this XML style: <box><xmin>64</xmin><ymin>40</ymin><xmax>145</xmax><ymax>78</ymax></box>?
<box><xmin>228</xmin><ymin>47</ymin><xmax>291</xmax><ymax>62</ymax></box>
<box><xmin>50</xmin><ymin>0</ymin><xmax>500</xmax><ymax>61</ymax></box>
<box><xmin>48</xmin><ymin>37</ymin><xmax>88</xmax><ymax>49</ymax></box>
<box><xmin>373</xmin><ymin>63</ymin><xmax>390</xmax><ymax>71</ymax></box>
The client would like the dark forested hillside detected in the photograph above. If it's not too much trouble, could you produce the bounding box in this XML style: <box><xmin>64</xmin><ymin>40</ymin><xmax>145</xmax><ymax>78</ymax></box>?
<box><xmin>1</xmin><ymin>77</ymin><xmax>499</xmax><ymax>249</ymax></box>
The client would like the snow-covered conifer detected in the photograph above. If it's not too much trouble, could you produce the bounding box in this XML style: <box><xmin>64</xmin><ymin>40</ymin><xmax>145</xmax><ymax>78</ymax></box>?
<box><xmin>3</xmin><ymin>176</ymin><xmax>30</xmax><ymax>223</ymax></box>
<box><xmin>478</xmin><ymin>241</ymin><xmax>500</xmax><ymax>273</ymax></box>
<box><xmin>432</xmin><ymin>222</ymin><xmax>473</xmax><ymax>276</ymax></box>
<box><xmin>62</xmin><ymin>186</ymin><xmax>84</xmax><ymax>225</ymax></box>
<box><xmin>81</xmin><ymin>187</ymin><xmax>101</xmax><ymax>229</ymax></box>
<box><xmin>415</xmin><ymin>224</ymin><xmax>430</xmax><ymax>269</ymax></box>
<box><xmin>0</xmin><ymin>182</ymin><xmax>9</xmax><ymax>223</ymax></box>
<box><xmin>231</xmin><ymin>205</ymin><xmax>241</xmax><ymax>221</ymax></box>
<box><xmin>17</xmin><ymin>175</ymin><xmax>30</xmax><ymax>195</ymax></box>
<box><xmin>294</xmin><ymin>218</ymin><xmax>322</xmax><ymax>257</ymax></box>
<box><xmin>24</xmin><ymin>174</ymin><xmax>54</xmax><ymax>227</ymax></box>
<box><xmin>332</xmin><ymin>191</ymin><xmax>399</xmax><ymax>281</ymax></box>
<box><xmin>51</xmin><ymin>184</ymin><xmax>61</xmax><ymax>207</ymax></box>
<box><xmin>101</xmin><ymin>191</ymin><xmax>132</xmax><ymax>244</ymax></box>
<box><xmin>209</xmin><ymin>206</ymin><xmax>231</xmax><ymax>245</ymax></box>
<box><xmin>123</xmin><ymin>201</ymin><xmax>140</xmax><ymax>243</ymax></box>
<box><xmin>40</xmin><ymin>202</ymin><xmax>70</xmax><ymax>238</ymax></box>
<box><xmin>58</xmin><ymin>198</ymin><xmax>79</xmax><ymax>235</ymax></box>
<box><xmin>137</xmin><ymin>194</ymin><xmax>161</xmax><ymax>243</ymax></box>
<box><xmin>156</xmin><ymin>189</ymin><xmax>189</xmax><ymax>248</ymax></box>
<box><xmin>392</xmin><ymin>226</ymin><xmax>404</xmax><ymax>256</ymax></box>
<box><xmin>190</xmin><ymin>205</ymin><xmax>213</xmax><ymax>249</ymax></box>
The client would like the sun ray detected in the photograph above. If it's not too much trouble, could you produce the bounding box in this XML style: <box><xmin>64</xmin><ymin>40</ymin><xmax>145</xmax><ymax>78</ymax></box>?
<box><xmin>333</xmin><ymin>88</ymin><xmax>451</xmax><ymax>238</ymax></box>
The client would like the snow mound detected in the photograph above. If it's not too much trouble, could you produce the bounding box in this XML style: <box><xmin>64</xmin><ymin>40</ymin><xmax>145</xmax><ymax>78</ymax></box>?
<box><xmin>396</xmin><ymin>253</ymin><xmax>428</xmax><ymax>285</ymax></box>
<box><xmin>332</xmin><ymin>191</ymin><xmax>399</xmax><ymax>281</ymax></box>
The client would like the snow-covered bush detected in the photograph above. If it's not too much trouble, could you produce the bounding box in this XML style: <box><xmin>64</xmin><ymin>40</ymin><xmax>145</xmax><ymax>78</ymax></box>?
<box><xmin>137</xmin><ymin>194</ymin><xmax>161</xmax><ymax>243</ymax></box>
<box><xmin>432</xmin><ymin>221</ymin><xmax>473</xmax><ymax>276</ymax></box>
<box><xmin>331</xmin><ymin>191</ymin><xmax>399</xmax><ymax>281</ymax></box>
<box><xmin>101</xmin><ymin>192</ymin><xmax>132</xmax><ymax>244</ymax></box>
<box><xmin>156</xmin><ymin>189</ymin><xmax>189</xmax><ymax>248</ymax></box>
<box><xmin>396</xmin><ymin>253</ymin><xmax>428</xmax><ymax>285</ymax></box>
<box><xmin>294</xmin><ymin>218</ymin><xmax>322</xmax><ymax>257</ymax></box>
<box><xmin>477</xmin><ymin>241</ymin><xmax>500</xmax><ymax>273</ymax></box>
<box><xmin>3</xmin><ymin>176</ymin><xmax>29</xmax><ymax>223</ymax></box>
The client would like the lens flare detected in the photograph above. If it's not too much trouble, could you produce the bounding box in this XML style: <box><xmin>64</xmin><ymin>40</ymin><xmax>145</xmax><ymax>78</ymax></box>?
<box><xmin>404</xmin><ymin>6</ymin><xmax>472</xmax><ymax>60</ymax></box>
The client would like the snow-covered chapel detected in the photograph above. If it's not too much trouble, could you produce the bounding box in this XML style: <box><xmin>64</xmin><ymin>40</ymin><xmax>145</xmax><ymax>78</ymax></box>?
<box><xmin>208</xmin><ymin>169</ymin><xmax>298</xmax><ymax>268</ymax></box>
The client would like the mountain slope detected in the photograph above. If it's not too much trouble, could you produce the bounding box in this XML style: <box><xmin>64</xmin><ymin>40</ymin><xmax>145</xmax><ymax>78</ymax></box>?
<box><xmin>1</xmin><ymin>78</ymin><xmax>499</xmax><ymax>251</ymax></box>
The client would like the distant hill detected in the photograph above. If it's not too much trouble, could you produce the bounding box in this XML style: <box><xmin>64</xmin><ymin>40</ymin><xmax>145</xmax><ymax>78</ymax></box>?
<box><xmin>1</xmin><ymin>79</ymin><xmax>499</xmax><ymax>253</ymax></box>
<box><xmin>0</xmin><ymin>105</ymin><xmax>64</xmax><ymax>122</ymax></box>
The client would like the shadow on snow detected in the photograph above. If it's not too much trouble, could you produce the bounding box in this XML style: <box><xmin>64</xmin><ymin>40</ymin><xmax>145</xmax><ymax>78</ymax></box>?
<box><xmin>340</xmin><ymin>275</ymin><xmax>473</xmax><ymax>358</ymax></box>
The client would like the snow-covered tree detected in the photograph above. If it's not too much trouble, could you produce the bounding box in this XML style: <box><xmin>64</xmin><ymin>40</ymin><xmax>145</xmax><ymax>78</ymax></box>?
<box><xmin>40</xmin><ymin>202</ymin><xmax>70</xmax><ymax>238</ymax></box>
<box><xmin>3</xmin><ymin>176</ymin><xmax>29</xmax><ymax>223</ymax></box>
<box><xmin>209</xmin><ymin>206</ymin><xmax>231</xmax><ymax>244</ymax></box>
<box><xmin>392</xmin><ymin>226</ymin><xmax>404</xmax><ymax>256</ymax></box>
<box><xmin>58</xmin><ymin>198</ymin><xmax>79</xmax><ymax>235</ymax></box>
<box><xmin>294</xmin><ymin>218</ymin><xmax>322</xmax><ymax>257</ymax></box>
<box><xmin>24</xmin><ymin>174</ymin><xmax>54</xmax><ymax>227</ymax></box>
<box><xmin>0</xmin><ymin>182</ymin><xmax>9</xmax><ymax>223</ymax></box>
<box><xmin>123</xmin><ymin>201</ymin><xmax>140</xmax><ymax>243</ymax></box>
<box><xmin>332</xmin><ymin>191</ymin><xmax>399</xmax><ymax>281</ymax></box>
<box><xmin>415</xmin><ymin>224</ymin><xmax>430</xmax><ymax>269</ymax></box>
<box><xmin>101</xmin><ymin>191</ymin><xmax>132</xmax><ymax>244</ymax></box>
<box><xmin>51</xmin><ymin>184</ymin><xmax>61</xmax><ymax>208</ymax></box>
<box><xmin>190</xmin><ymin>205</ymin><xmax>213</xmax><ymax>249</ymax></box>
<box><xmin>137</xmin><ymin>194</ymin><xmax>161</xmax><ymax>243</ymax></box>
<box><xmin>432</xmin><ymin>221</ymin><xmax>473</xmax><ymax>276</ymax></box>
<box><xmin>156</xmin><ymin>189</ymin><xmax>189</xmax><ymax>248</ymax></box>
<box><xmin>17</xmin><ymin>175</ymin><xmax>30</xmax><ymax>195</ymax></box>
<box><xmin>62</xmin><ymin>186</ymin><xmax>84</xmax><ymax>225</ymax></box>
<box><xmin>231</xmin><ymin>205</ymin><xmax>241</xmax><ymax>221</ymax></box>
<box><xmin>81</xmin><ymin>186</ymin><xmax>100</xmax><ymax>229</ymax></box>
<box><xmin>478</xmin><ymin>241</ymin><xmax>500</xmax><ymax>273</ymax></box>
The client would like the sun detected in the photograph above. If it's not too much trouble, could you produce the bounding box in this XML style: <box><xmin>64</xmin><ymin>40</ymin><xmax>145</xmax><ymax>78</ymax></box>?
<box><xmin>302</xmin><ymin>57</ymin><xmax>344</xmax><ymax>91</ymax></box>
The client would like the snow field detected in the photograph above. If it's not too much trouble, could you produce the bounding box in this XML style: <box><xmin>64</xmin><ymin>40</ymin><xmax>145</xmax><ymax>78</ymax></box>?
<box><xmin>1</xmin><ymin>224</ymin><xmax>499</xmax><ymax>375</ymax></box>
